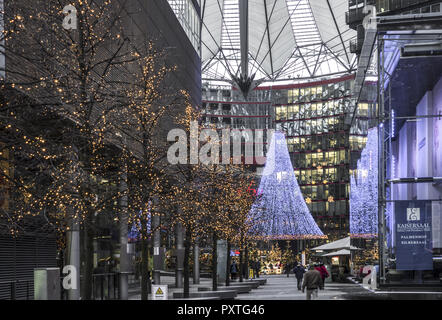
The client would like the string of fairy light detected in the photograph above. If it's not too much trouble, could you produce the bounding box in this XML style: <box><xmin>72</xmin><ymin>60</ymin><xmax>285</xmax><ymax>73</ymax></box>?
<box><xmin>0</xmin><ymin>0</ymin><xmax>330</xmax><ymax>274</ymax></box>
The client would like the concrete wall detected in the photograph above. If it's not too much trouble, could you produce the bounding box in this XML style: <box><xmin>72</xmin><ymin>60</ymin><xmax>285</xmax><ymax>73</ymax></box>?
<box><xmin>122</xmin><ymin>0</ymin><xmax>201</xmax><ymax>107</ymax></box>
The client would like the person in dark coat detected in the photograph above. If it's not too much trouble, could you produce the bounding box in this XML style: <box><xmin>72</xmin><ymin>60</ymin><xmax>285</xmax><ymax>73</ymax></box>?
<box><xmin>255</xmin><ymin>260</ymin><xmax>261</xmax><ymax>278</ymax></box>
<box><xmin>293</xmin><ymin>263</ymin><xmax>306</xmax><ymax>290</ymax></box>
<box><xmin>230</xmin><ymin>260</ymin><xmax>238</xmax><ymax>280</ymax></box>
<box><xmin>302</xmin><ymin>265</ymin><xmax>323</xmax><ymax>300</ymax></box>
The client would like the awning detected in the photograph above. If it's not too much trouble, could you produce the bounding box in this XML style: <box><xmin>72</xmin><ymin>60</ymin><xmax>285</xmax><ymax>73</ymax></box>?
<box><xmin>322</xmin><ymin>249</ymin><xmax>351</xmax><ymax>257</ymax></box>
<box><xmin>311</xmin><ymin>236</ymin><xmax>362</xmax><ymax>251</ymax></box>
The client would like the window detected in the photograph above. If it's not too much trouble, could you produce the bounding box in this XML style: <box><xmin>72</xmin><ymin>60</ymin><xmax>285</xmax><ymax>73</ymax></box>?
<box><xmin>421</xmin><ymin>6</ymin><xmax>430</xmax><ymax>13</ymax></box>
<box><xmin>167</xmin><ymin>0</ymin><xmax>200</xmax><ymax>54</ymax></box>
<box><xmin>222</xmin><ymin>117</ymin><xmax>231</xmax><ymax>125</ymax></box>
<box><xmin>222</xmin><ymin>103</ymin><xmax>231</xmax><ymax>111</ymax></box>
<box><xmin>222</xmin><ymin>90</ymin><xmax>231</xmax><ymax>98</ymax></box>
<box><xmin>288</xmin><ymin>105</ymin><xmax>298</xmax><ymax>119</ymax></box>
<box><xmin>276</xmin><ymin>106</ymin><xmax>287</xmax><ymax>120</ymax></box>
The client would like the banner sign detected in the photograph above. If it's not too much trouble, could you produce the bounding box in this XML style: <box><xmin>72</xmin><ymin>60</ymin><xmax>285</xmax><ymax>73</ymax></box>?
<box><xmin>395</xmin><ymin>201</ymin><xmax>433</xmax><ymax>270</ymax></box>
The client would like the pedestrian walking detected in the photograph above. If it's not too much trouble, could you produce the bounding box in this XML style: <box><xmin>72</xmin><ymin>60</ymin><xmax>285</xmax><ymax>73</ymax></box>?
<box><xmin>293</xmin><ymin>263</ymin><xmax>305</xmax><ymax>290</ymax></box>
<box><xmin>230</xmin><ymin>260</ymin><xmax>238</xmax><ymax>280</ymax></box>
<box><xmin>318</xmin><ymin>263</ymin><xmax>329</xmax><ymax>287</ymax></box>
<box><xmin>249</xmin><ymin>260</ymin><xmax>256</xmax><ymax>279</ymax></box>
<box><xmin>255</xmin><ymin>260</ymin><xmax>261</xmax><ymax>278</ymax></box>
<box><xmin>302</xmin><ymin>265</ymin><xmax>324</xmax><ymax>300</ymax></box>
<box><xmin>285</xmin><ymin>262</ymin><xmax>291</xmax><ymax>277</ymax></box>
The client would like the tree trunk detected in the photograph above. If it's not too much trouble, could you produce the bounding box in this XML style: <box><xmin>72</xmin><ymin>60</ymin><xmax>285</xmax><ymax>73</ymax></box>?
<box><xmin>245</xmin><ymin>243</ymin><xmax>249</xmax><ymax>280</ymax></box>
<box><xmin>226</xmin><ymin>241</ymin><xmax>231</xmax><ymax>286</ymax></box>
<box><xmin>183</xmin><ymin>228</ymin><xmax>191</xmax><ymax>298</ymax></box>
<box><xmin>212</xmin><ymin>232</ymin><xmax>218</xmax><ymax>291</ymax></box>
<box><xmin>66</xmin><ymin>146</ymin><xmax>80</xmax><ymax>300</ymax></box>
<box><xmin>141</xmin><ymin>235</ymin><xmax>149</xmax><ymax>300</ymax></box>
<box><xmin>239</xmin><ymin>249</ymin><xmax>243</xmax><ymax>282</ymax></box>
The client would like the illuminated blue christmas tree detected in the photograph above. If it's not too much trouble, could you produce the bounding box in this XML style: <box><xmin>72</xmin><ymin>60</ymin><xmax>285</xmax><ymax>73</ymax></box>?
<box><xmin>249</xmin><ymin>132</ymin><xmax>325</xmax><ymax>239</ymax></box>
<box><xmin>350</xmin><ymin>127</ymin><xmax>378</xmax><ymax>237</ymax></box>
<box><xmin>385</xmin><ymin>194</ymin><xmax>394</xmax><ymax>248</ymax></box>
<box><xmin>128</xmin><ymin>205</ymin><xmax>152</xmax><ymax>243</ymax></box>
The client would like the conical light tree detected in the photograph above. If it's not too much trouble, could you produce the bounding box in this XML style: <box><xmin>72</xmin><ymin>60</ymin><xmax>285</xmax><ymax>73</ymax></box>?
<box><xmin>249</xmin><ymin>132</ymin><xmax>325</xmax><ymax>239</ymax></box>
<box><xmin>350</xmin><ymin>127</ymin><xmax>378</xmax><ymax>238</ymax></box>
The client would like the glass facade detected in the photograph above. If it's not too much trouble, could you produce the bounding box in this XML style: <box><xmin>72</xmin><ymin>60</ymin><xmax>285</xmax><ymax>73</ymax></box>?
<box><xmin>273</xmin><ymin>77</ymin><xmax>370</xmax><ymax>240</ymax></box>
<box><xmin>202</xmin><ymin>76</ymin><xmax>377</xmax><ymax>240</ymax></box>
<box><xmin>201</xmin><ymin>85</ymin><xmax>271</xmax><ymax>131</ymax></box>
<box><xmin>167</xmin><ymin>0</ymin><xmax>200</xmax><ymax>54</ymax></box>
<box><xmin>376</xmin><ymin>0</ymin><xmax>441</xmax><ymax>14</ymax></box>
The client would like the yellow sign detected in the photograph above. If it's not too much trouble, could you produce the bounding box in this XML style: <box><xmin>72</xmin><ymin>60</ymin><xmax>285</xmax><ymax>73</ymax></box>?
<box><xmin>152</xmin><ymin>285</ymin><xmax>168</xmax><ymax>300</ymax></box>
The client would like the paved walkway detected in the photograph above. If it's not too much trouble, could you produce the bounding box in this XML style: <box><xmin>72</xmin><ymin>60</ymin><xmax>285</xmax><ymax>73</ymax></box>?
<box><xmin>236</xmin><ymin>275</ymin><xmax>359</xmax><ymax>300</ymax></box>
<box><xmin>128</xmin><ymin>275</ymin><xmax>379</xmax><ymax>300</ymax></box>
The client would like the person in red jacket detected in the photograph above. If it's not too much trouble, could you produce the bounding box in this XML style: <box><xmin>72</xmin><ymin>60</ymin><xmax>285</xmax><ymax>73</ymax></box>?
<box><xmin>314</xmin><ymin>262</ymin><xmax>329</xmax><ymax>288</ymax></box>
<box><xmin>314</xmin><ymin>263</ymin><xmax>322</xmax><ymax>282</ymax></box>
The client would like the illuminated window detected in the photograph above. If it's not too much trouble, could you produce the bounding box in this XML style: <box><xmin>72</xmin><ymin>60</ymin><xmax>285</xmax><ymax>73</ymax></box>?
<box><xmin>311</xmin><ymin>104</ymin><xmax>317</xmax><ymax>116</ymax></box>
<box><xmin>276</xmin><ymin>106</ymin><xmax>287</xmax><ymax>120</ymax></box>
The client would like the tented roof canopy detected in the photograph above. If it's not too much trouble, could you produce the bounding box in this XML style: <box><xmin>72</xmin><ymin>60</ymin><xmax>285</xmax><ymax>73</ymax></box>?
<box><xmin>199</xmin><ymin>0</ymin><xmax>356</xmax><ymax>83</ymax></box>
<box><xmin>312</xmin><ymin>236</ymin><xmax>361</xmax><ymax>251</ymax></box>
<box><xmin>322</xmin><ymin>249</ymin><xmax>351</xmax><ymax>257</ymax></box>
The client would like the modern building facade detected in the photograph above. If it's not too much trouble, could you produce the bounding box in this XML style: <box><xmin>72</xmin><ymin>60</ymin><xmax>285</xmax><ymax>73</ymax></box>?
<box><xmin>346</xmin><ymin>0</ymin><xmax>442</xmax><ymax>285</ymax></box>
<box><xmin>202</xmin><ymin>75</ymin><xmax>376</xmax><ymax>241</ymax></box>
<box><xmin>0</xmin><ymin>0</ymin><xmax>202</xmax><ymax>299</ymax></box>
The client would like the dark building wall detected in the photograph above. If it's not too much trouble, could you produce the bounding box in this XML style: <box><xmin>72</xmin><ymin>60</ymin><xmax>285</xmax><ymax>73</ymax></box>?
<box><xmin>4</xmin><ymin>0</ymin><xmax>201</xmax><ymax>111</ymax></box>
<box><xmin>122</xmin><ymin>0</ymin><xmax>202</xmax><ymax>107</ymax></box>
<box><xmin>0</xmin><ymin>232</ymin><xmax>57</xmax><ymax>300</ymax></box>
<box><xmin>0</xmin><ymin>0</ymin><xmax>201</xmax><ymax>295</ymax></box>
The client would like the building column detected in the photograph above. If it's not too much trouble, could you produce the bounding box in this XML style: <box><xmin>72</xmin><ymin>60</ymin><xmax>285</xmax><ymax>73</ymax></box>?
<box><xmin>152</xmin><ymin>212</ymin><xmax>161</xmax><ymax>285</ymax></box>
<box><xmin>216</xmin><ymin>240</ymin><xmax>228</xmax><ymax>283</ymax></box>
<box><xmin>175</xmin><ymin>222</ymin><xmax>184</xmax><ymax>288</ymax></box>
<box><xmin>193</xmin><ymin>243</ymin><xmax>200</xmax><ymax>284</ymax></box>
<box><xmin>66</xmin><ymin>214</ymin><xmax>80</xmax><ymax>300</ymax></box>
